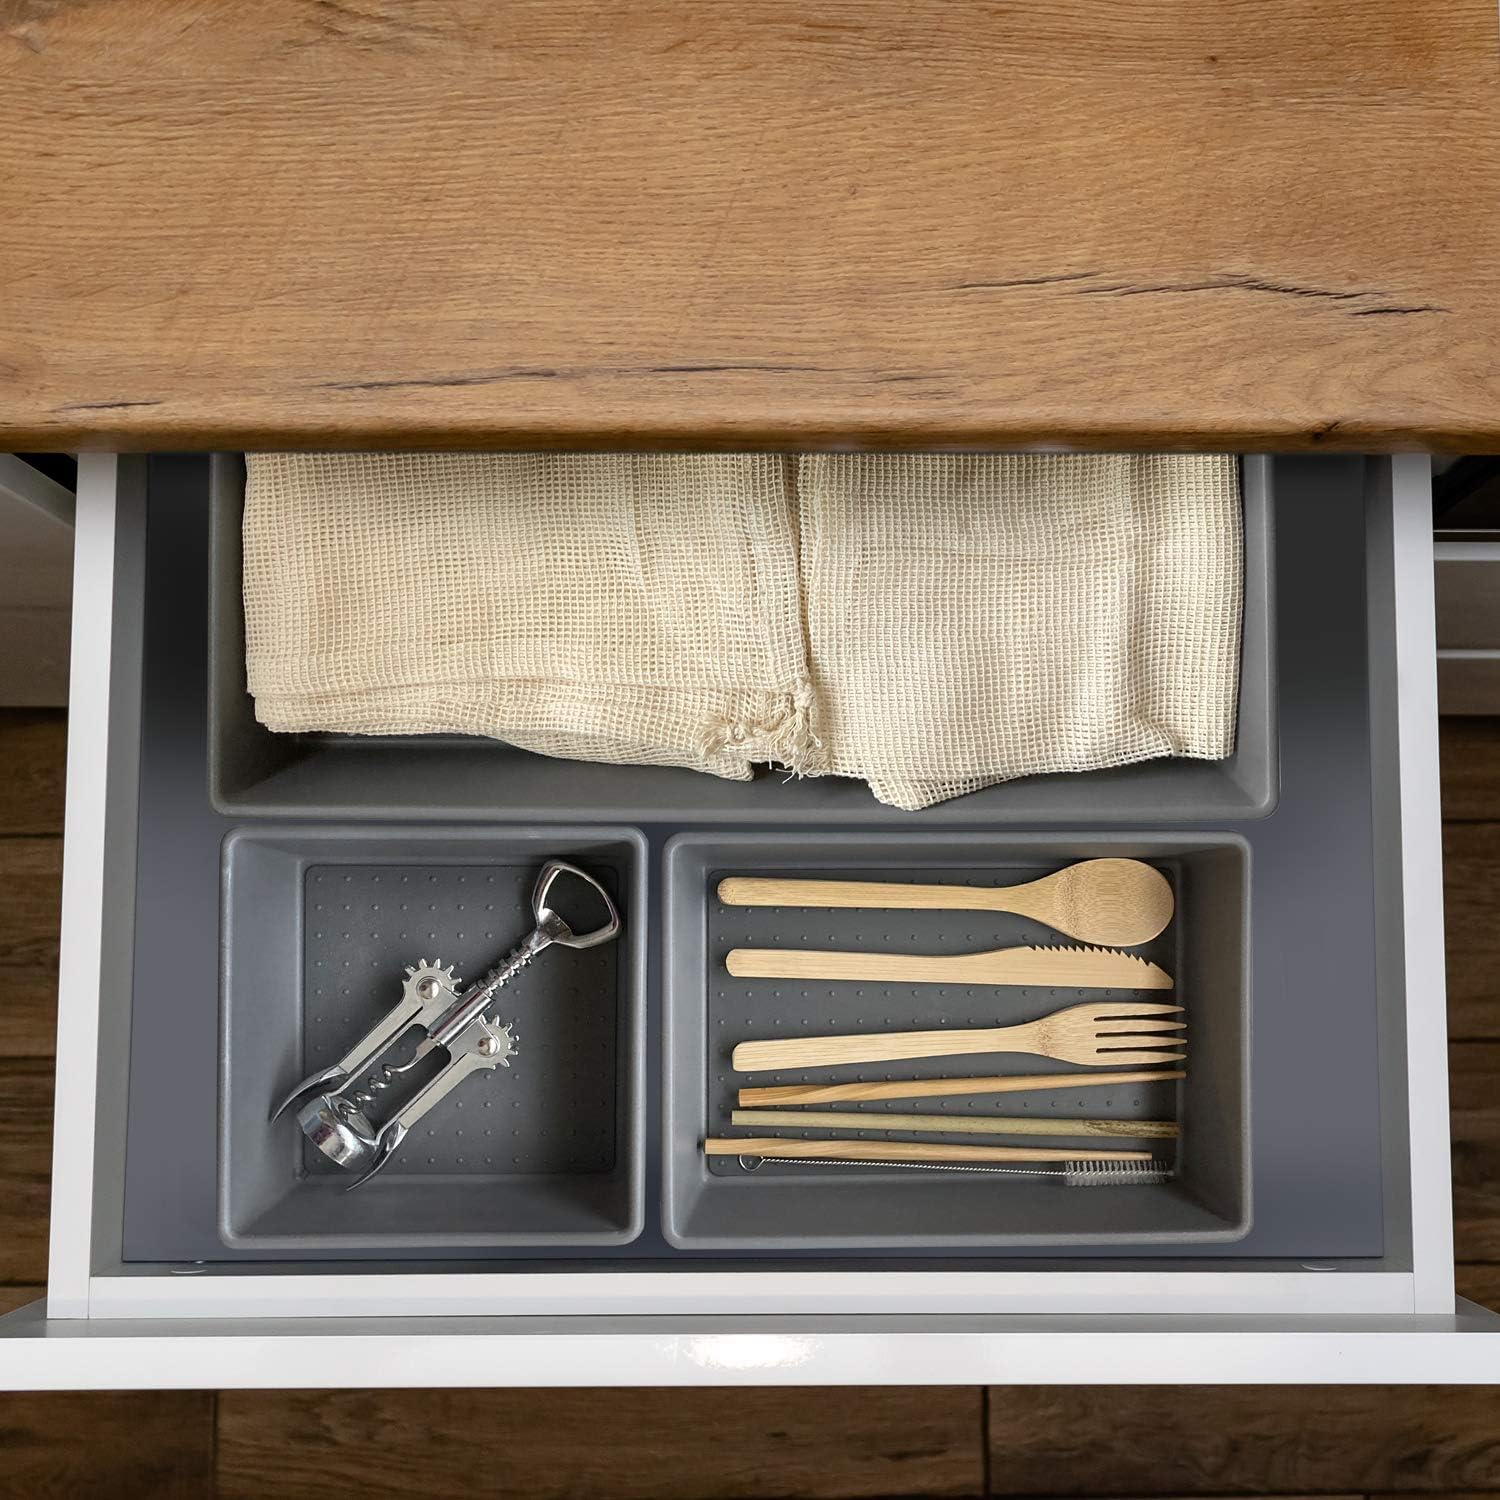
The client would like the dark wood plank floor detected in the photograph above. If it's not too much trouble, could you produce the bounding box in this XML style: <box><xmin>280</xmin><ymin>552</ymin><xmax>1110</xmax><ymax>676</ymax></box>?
<box><xmin>1</xmin><ymin>709</ymin><xmax>1497</xmax><ymax>1498</ymax></box>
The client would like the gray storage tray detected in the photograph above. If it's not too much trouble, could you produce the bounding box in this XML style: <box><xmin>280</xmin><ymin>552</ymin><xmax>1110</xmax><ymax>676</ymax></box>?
<box><xmin>207</xmin><ymin>455</ymin><xmax>1276</xmax><ymax>824</ymax></box>
<box><xmin>120</xmin><ymin>454</ymin><xmax>1393</xmax><ymax>1267</ymax></box>
<box><xmin>219</xmin><ymin>827</ymin><xmax>646</xmax><ymax>1249</ymax></box>
<box><xmin>664</xmin><ymin>835</ymin><xmax>1248</xmax><ymax>1249</ymax></box>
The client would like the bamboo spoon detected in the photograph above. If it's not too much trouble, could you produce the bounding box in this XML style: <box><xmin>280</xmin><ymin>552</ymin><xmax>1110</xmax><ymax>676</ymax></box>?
<box><xmin>731</xmin><ymin>1001</ymin><xmax>1185</xmax><ymax>1072</ymax></box>
<box><xmin>718</xmin><ymin>858</ymin><xmax>1174</xmax><ymax>946</ymax></box>
<box><xmin>739</xmin><ymin>1068</ymin><xmax>1185</xmax><ymax>1107</ymax></box>
<box><xmin>725</xmin><ymin>943</ymin><xmax>1173</xmax><ymax>989</ymax></box>
<box><xmin>730</xmin><ymin>1108</ymin><xmax>1178</xmax><ymax>1139</ymax></box>
<box><xmin>704</xmin><ymin>1138</ymin><xmax>1150</xmax><ymax>1164</ymax></box>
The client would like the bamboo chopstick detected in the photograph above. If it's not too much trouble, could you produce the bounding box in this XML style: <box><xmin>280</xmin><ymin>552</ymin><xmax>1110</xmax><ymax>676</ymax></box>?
<box><xmin>737</xmin><ymin>1068</ymin><xmax>1184</xmax><ymax>1107</ymax></box>
<box><xmin>703</xmin><ymin>1138</ymin><xmax>1150</xmax><ymax>1163</ymax></box>
<box><xmin>729</xmin><ymin>1108</ymin><xmax>1177</xmax><ymax>1139</ymax></box>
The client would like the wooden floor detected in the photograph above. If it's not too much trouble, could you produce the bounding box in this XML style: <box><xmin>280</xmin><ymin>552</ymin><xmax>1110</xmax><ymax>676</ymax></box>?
<box><xmin>2</xmin><ymin>708</ymin><xmax>1499</xmax><ymax>1498</ymax></box>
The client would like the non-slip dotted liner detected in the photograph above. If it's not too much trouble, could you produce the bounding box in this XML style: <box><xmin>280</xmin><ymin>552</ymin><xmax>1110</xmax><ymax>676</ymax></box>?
<box><xmin>664</xmin><ymin>834</ymin><xmax>1249</xmax><ymax>1250</ymax></box>
<box><xmin>218</xmin><ymin>827</ymin><xmax>646</xmax><ymax>1251</ymax></box>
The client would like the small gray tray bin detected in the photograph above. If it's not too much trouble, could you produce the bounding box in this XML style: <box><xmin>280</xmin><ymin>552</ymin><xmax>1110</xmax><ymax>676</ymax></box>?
<box><xmin>208</xmin><ymin>454</ymin><xmax>1276</xmax><ymax>824</ymax></box>
<box><xmin>219</xmin><ymin>825</ymin><xmax>646</xmax><ymax>1250</ymax></box>
<box><xmin>663</xmin><ymin>833</ymin><xmax>1250</xmax><ymax>1250</ymax></box>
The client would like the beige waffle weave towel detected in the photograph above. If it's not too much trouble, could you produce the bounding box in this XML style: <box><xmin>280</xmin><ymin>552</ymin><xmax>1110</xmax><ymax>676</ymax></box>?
<box><xmin>243</xmin><ymin>452</ymin><xmax>820</xmax><ymax>781</ymax></box>
<box><xmin>243</xmin><ymin>451</ymin><xmax>1241</xmax><ymax>810</ymax></box>
<box><xmin>796</xmin><ymin>453</ymin><xmax>1242</xmax><ymax>809</ymax></box>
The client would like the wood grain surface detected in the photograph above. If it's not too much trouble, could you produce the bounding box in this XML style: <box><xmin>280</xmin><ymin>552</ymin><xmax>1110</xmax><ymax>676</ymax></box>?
<box><xmin>0</xmin><ymin>1058</ymin><xmax>54</xmax><ymax>1284</ymax></box>
<box><xmin>985</xmin><ymin>1386</ymin><xmax>1500</xmax><ymax>1494</ymax></box>
<box><xmin>0</xmin><ymin>1389</ymin><xmax>214</xmax><ymax>1500</ymax></box>
<box><xmin>0</xmin><ymin>712</ymin><xmax>65</xmax><ymax>835</ymax></box>
<box><xmin>1451</xmin><ymin>1041</ymin><xmax>1500</xmax><ymax>1261</ymax></box>
<box><xmin>1442</xmin><ymin>719</ymin><xmax>1500</xmax><ymax>822</ymax></box>
<box><xmin>216</xmin><ymin>1386</ymin><xmax>984</xmax><ymax>1500</ymax></box>
<box><xmin>1446</xmin><ymin>823</ymin><xmax>1500</xmax><ymax>1040</ymax></box>
<box><xmin>1444</xmin><ymin>721</ymin><xmax>1500</xmax><ymax>1045</ymax></box>
<box><xmin>0</xmin><ymin>840</ymin><xmax>62</xmax><ymax>1058</ymax></box>
<box><xmin>2</xmin><ymin>1</ymin><xmax>1498</xmax><ymax>452</ymax></box>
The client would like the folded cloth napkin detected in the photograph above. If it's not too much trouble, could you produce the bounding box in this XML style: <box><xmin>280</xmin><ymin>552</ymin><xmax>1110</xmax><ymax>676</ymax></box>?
<box><xmin>795</xmin><ymin>453</ymin><xmax>1242</xmax><ymax>809</ymax></box>
<box><xmin>243</xmin><ymin>452</ymin><xmax>820</xmax><ymax>780</ymax></box>
<box><xmin>243</xmin><ymin>451</ymin><xmax>1241</xmax><ymax>810</ymax></box>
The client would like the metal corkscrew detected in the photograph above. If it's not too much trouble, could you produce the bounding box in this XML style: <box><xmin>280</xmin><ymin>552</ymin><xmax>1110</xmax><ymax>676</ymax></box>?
<box><xmin>270</xmin><ymin>860</ymin><xmax>621</xmax><ymax>1189</ymax></box>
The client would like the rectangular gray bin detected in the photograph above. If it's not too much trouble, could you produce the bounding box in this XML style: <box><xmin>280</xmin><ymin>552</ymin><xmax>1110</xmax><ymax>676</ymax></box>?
<box><xmin>113</xmin><ymin>457</ymin><xmax>1395</xmax><ymax>1267</ymax></box>
<box><xmin>219</xmin><ymin>825</ymin><xmax>646</xmax><ymax>1250</ymax></box>
<box><xmin>208</xmin><ymin>454</ymin><xmax>1276</xmax><ymax>824</ymax></box>
<box><xmin>663</xmin><ymin>833</ymin><xmax>1250</xmax><ymax>1250</ymax></box>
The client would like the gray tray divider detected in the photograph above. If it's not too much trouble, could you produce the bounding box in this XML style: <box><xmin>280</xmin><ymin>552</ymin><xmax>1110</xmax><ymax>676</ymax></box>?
<box><xmin>663</xmin><ymin>834</ymin><xmax>1250</xmax><ymax>1250</ymax></box>
<box><xmin>207</xmin><ymin>454</ymin><xmax>1276</xmax><ymax>825</ymax></box>
<box><xmin>219</xmin><ymin>825</ymin><xmax>647</xmax><ymax>1251</ymax></box>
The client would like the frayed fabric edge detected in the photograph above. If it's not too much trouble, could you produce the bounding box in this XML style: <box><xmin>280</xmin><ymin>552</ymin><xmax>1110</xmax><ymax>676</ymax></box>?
<box><xmin>697</xmin><ymin>681</ymin><xmax>829</xmax><ymax>779</ymax></box>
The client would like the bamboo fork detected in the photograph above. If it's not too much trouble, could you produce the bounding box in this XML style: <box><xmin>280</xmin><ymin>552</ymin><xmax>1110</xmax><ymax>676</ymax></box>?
<box><xmin>730</xmin><ymin>1108</ymin><xmax>1178</xmax><ymax>1139</ymax></box>
<box><xmin>731</xmin><ymin>1001</ymin><xmax>1185</xmax><ymax>1073</ymax></box>
<box><xmin>738</xmin><ymin>1068</ymin><xmax>1185</xmax><ymax>1107</ymax></box>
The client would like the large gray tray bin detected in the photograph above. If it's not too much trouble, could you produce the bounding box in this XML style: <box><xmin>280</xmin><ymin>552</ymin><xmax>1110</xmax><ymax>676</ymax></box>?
<box><xmin>208</xmin><ymin>454</ymin><xmax>1276</xmax><ymax>824</ymax></box>
<box><xmin>219</xmin><ymin>825</ymin><xmax>647</xmax><ymax>1250</ymax></box>
<box><xmin>663</xmin><ymin>833</ymin><xmax>1250</xmax><ymax>1250</ymax></box>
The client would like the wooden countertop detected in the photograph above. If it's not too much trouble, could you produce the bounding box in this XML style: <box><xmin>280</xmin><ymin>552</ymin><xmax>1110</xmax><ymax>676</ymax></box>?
<box><xmin>3</xmin><ymin>0</ymin><xmax>1499</xmax><ymax>453</ymax></box>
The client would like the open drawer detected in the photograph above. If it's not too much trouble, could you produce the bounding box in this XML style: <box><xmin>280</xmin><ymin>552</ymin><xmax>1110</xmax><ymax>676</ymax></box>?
<box><xmin>6</xmin><ymin>452</ymin><xmax>1500</xmax><ymax>1390</ymax></box>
